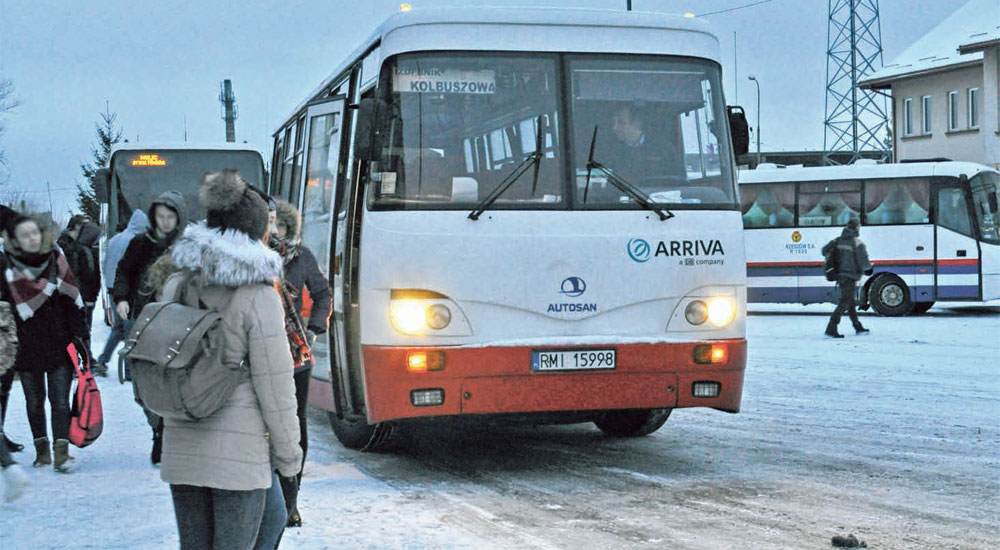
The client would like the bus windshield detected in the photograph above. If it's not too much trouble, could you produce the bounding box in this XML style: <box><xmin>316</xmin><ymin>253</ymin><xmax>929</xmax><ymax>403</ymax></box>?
<box><xmin>369</xmin><ymin>53</ymin><xmax>736</xmax><ymax>211</ymax></box>
<box><xmin>110</xmin><ymin>149</ymin><xmax>265</xmax><ymax>229</ymax></box>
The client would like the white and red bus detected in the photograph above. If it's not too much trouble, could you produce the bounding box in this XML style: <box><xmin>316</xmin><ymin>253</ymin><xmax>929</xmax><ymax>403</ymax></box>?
<box><xmin>739</xmin><ymin>161</ymin><xmax>1000</xmax><ymax>315</ymax></box>
<box><xmin>269</xmin><ymin>7</ymin><xmax>750</xmax><ymax>449</ymax></box>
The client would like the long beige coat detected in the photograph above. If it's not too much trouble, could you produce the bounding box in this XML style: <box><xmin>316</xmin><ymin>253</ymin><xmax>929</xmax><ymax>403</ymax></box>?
<box><xmin>158</xmin><ymin>222</ymin><xmax>302</xmax><ymax>490</ymax></box>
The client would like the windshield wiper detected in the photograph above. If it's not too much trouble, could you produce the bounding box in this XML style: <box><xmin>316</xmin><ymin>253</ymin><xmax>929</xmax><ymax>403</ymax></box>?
<box><xmin>583</xmin><ymin>125</ymin><xmax>674</xmax><ymax>221</ymax></box>
<box><xmin>469</xmin><ymin>115</ymin><xmax>545</xmax><ymax>221</ymax></box>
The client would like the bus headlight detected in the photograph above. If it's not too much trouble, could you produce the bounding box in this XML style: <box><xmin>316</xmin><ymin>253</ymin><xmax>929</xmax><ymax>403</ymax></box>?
<box><xmin>426</xmin><ymin>304</ymin><xmax>452</xmax><ymax>330</ymax></box>
<box><xmin>684</xmin><ymin>300</ymin><xmax>709</xmax><ymax>325</ymax></box>
<box><xmin>707</xmin><ymin>297</ymin><xmax>736</xmax><ymax>327</ymax></box>
<box><xmin>391</xmin><ymin>300</ymin><xmax>427</xmax><ymax>333</ymax></box>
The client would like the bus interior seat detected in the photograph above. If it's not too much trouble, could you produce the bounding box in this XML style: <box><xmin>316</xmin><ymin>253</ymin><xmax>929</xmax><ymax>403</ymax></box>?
<box><xmin>451</xmin><ymin>177</ymin><xmax>478</xmax><ymax>202</ymax></box>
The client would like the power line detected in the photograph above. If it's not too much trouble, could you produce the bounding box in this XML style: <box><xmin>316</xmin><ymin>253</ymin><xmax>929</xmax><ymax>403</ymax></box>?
<box><xmin>698</xmin><ymin>0</ymin><xmax>776</xmax><ymax>17</ymax></box>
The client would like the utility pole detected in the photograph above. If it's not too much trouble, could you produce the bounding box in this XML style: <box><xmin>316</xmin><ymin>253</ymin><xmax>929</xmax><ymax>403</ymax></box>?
<box><xmin>734</xmin><ymin>32</ymin><xmax>738</xmax><ymax>105</ymax></box>
<box><xmin>45</xmin><ymin>181</ymin><xmax>54</xmax><ymax>214</ymax></box>
<box><xmin>219</xmin><ymin>79</ymin><xmax>238</xmax><ymax>143</ymax></box>
<box><xmin>626</xmin><ymin>0</ymin><xmax>631</xmax><ymax>11</ymax></box>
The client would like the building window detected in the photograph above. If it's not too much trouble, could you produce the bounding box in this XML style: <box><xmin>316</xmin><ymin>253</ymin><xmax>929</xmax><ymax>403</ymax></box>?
<box><xmin>948</xmin><ymin>91</ymin><xmax>959</xmax><ymax>131</ymax></box>
<box><xmin>968</xmin><ymin>87</ymin><xmax>979</xmax><ymax>129</ymax></box>
<box><xmin>921</xmin><ymin>95</ymin><xmax>932</xmax><ymax>134</ymax></box>
<box><xmin>903</xmin><ymin>98</ymin><xmax>913</xmax><ymax>136</ymax></box>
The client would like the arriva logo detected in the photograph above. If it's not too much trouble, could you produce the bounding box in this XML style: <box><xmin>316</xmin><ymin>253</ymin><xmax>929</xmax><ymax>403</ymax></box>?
<box><xmin>559</xmin><ymin>277</ymin><xmax>587</xmax><ymax>298</ymax></box>
<box><xmin>627</xmin><ymin>238</ymin><xmax>651</xmax><ymax>263</ymax></box>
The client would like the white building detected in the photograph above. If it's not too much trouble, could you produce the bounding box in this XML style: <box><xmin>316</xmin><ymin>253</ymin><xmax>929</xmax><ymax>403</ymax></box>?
<box><xmin>859</xmin><ymin>0</ymin><xmax>999</xmax><ymax>170</ymax></box>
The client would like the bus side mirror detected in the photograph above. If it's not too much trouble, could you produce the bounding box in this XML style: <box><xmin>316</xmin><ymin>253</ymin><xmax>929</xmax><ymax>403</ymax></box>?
<box><xmin>352</xmin><ymin>98</ymin><xmax>387</xmax><ymax>161</ymax></box>
<box><xmin>727</xmin><ymin>106</ymin><xmax>750</xmax><ymax>157</ymax></box>
<box><xmin>93</xmin><ymin>168</ymin><xmax>110</xmax><ymax>203</ymax></box>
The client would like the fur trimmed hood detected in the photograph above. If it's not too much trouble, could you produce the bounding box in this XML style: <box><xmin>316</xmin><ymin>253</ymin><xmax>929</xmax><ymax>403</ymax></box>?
<box><xmin>274</xmin><ymin>200</ymin><xmax>302</xmax><ymax>243</ymax></box>
<box><xmin>171</xmin><ymin>222</ymin><xmax>282</xmax><ymax>287</ymax></box>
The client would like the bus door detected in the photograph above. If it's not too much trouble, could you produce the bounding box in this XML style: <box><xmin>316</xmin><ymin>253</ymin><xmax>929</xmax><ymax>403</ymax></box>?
<box><xmin>295</xmin><ymin>97</ymin><xmax>346</xmax><ymax>407</ymax></box>
<box><xmin>933</xmin><ymin>184</ymin><xmax>981</xmax><ymax>300</ymax></box>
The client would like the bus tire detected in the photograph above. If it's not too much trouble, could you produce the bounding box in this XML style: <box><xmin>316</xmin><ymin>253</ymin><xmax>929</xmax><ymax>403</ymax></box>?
<box><xmin>594</xmin><ymin>408</ymin><xmax>672</xmax><ymax>437</ymax></box>
<box><xmin>328</xmin><ymin>413</ymin><xmax>395</xmax><ymax>451</ymax></box>
<box><xmin>869</xmin><ymin>275</ymin><xmax>913</xmax><ymax>316</ymax></box>
<box><xmin>910</xmin><ymin>301</ymin><xmax>934</xmax><ymax>315</ymax></box>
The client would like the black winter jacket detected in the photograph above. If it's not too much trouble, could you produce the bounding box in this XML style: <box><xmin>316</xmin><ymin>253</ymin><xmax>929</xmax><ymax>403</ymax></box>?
<box><xmin>0</xmin><ymin>252</ymin><xmax>88</xmax><ymax>373</ymax></box>
<box><xmin>57</xmin><ymin>228</ymin><xmax>101</xmax><ymax>303</ymax></box>
<box><xmin>284</xmin><ymin>246</ymin><xmax>332</xmax><ymax>335</ymax></box>
<box><xmin>822</xmin><ymin>227</ymin><xmax>872</xmax><ymax>282</ymax></box>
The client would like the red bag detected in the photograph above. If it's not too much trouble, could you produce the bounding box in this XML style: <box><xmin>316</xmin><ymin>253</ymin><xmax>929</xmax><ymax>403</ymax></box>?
<box><xmin>67</xmin><ymin>340</ymin><xmax>104</xmax><ymax>448</ymax></box>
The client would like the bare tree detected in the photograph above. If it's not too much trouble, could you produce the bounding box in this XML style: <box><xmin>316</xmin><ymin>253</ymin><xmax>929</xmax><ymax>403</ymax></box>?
<box><xmin>0</xmin><ymin>76</ymin><xmax>22</xmax><ymax>184</ymax></box>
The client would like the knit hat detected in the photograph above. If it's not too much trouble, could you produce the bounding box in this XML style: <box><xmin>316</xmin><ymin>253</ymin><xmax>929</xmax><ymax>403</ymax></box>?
<box><xmin>199</xmin><ymin>170</ymin><xmax>270</xmax><ymax>241</ymax></box>
<box><xmin>847</xmin><ymin>217</ymin><xmax>861</xmax><ymax>230</ymax></box>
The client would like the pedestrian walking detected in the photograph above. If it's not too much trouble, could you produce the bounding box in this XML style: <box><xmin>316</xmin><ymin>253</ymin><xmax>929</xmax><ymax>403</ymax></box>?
<box><xmin>0</xmin><ymin>205</ymin><xmax>21</xmax><ymax>456</ymax></box>
<box><xmin>96</xmin><ymin>210</ymin><xmax>149</xmax><ymax>376</ymax></box>
<box><xmin>823</xmin><ymin>217</ymin><xmax>873</xmax><ymax>338</ymax></box>
<box><xmin>112</xmin><ymin>192</ymin><xmax>186</xmax><ymax>464</ymax></box>
<box><xmin>58</xmin><ymin>217</ymin><xmax>102</xmax><ymax>368</ymax></box>
<box><xmin>271</xmin><ymin>199</ymin><xmax>332</xmax><ymax>529</ymax></box>
<box><xmin>158</xmin><ymin>170</ymin><xmax>301</xmax><ymax>550</ymax></box>
<box><xmin>0</xmin><ymin>212</ymin><xmax>89</xmax><ymax>472</ymax></box>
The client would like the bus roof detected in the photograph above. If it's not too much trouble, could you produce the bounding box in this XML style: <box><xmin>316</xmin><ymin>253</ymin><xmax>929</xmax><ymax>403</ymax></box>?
<box><xmin>282</xmin><ymin>7</ymin><xmax>720</xmax><ymax>130</ymax></box>
<box><xmin>737</xmin><ymin>161</ymin><xmax>997</xmax><ymax>185</ymax></box>
<box><xmin>110</xmin><ymin>142</ymin><xmax>265</xmax><ymax>157</ymax></box>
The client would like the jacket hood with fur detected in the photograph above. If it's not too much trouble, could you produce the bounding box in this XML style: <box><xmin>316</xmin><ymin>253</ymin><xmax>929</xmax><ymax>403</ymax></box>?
<box><xmin>171</xmin><ymin>222</ymin><xmax>282</xmax><ymax>287</ymax></box>
<box><xmin>274</xmin><ymin>200</ymin><xmax>302</xmax><ymax>244</ymax></box>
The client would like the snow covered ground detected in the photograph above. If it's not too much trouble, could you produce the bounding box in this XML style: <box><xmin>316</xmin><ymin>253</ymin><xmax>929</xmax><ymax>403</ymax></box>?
<box><xmin>1</xmin><ymin>303</ymin><xmax>997</xmax><ymax>549</ymax></box>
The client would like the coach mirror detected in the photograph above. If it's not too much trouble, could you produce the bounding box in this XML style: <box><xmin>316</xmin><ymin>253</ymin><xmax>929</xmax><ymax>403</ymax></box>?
<box><xmin>93</xmin><ymin>168</ymin><xmax>111</xmax><ymax>203</ymax></box>
<box><xmin>727</xmin><ymin>106</ymin><xmax>750</xmax><ymax>157</ymax></box>
<box><xmin>352</xmin><ymin>97</ymin><xmax>387</xmax><ymax>161</ymax></box>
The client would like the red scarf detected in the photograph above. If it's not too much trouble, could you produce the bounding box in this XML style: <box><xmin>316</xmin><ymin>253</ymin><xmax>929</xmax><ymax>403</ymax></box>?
<box><xmin>3</xmin><ymin>249</ymin><xmax>84</xmax><ymax>320</ymax></box>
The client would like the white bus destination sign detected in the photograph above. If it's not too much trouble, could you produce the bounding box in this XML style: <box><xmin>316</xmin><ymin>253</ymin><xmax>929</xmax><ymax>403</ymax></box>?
<box><xmin>393</xmin><ymin>68</ymin><xmax>496</xmax><ymax>94</ymax></box>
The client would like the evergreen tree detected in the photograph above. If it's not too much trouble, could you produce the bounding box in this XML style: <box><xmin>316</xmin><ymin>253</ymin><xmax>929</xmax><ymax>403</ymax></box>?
<box><xmin>77</xmin><ymin>103</ymin><xmax>123</xmax><ymax>220</ymax></box>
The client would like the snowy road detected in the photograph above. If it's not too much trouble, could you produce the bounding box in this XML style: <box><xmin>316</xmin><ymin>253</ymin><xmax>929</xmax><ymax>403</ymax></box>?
<box><xmin>2</xmin><ymin>305</ymin><xmax>997</xmax><ymax>549</ymax></box>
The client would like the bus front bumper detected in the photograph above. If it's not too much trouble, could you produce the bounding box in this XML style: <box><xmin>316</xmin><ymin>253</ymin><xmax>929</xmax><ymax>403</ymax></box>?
<box><xmin>360</xmin><ymin>340</ymin><xmax>747</xmax><ymax>423</ymax></box>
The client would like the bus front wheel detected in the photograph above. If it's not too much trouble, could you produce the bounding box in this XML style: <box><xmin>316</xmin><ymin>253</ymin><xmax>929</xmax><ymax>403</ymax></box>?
<box><xmin>328</xmin><ymin>413</ymin><xmax>395</xmax><ymax>451</ymax></box>
<box><xmin>868</xmin><ymin>275</ymin><xmax>913</xmax><ymax>316</ymax></box>
<box><xmin>594</xmin><ymin>408</ymin><xmax>672</xmax><ymax>437</ymax></box>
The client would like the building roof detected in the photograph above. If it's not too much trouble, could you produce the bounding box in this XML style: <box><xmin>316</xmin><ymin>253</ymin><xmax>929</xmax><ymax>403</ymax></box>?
<box><xmin>859</xmin><ymin>0</ymin><xmax>997</xmax><ymax>89</ymax></box>
<box><xmin>959</xmin><ymin>21</ymin><xmax>1000</xmax><ymax>54</ymax></box>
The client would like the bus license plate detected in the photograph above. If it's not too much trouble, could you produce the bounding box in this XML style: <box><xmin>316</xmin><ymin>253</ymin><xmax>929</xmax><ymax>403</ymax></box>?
<box><xmin>531</xmin><ymin>349</ymin><xmax>616</xmax><ymax>371</ymax></box>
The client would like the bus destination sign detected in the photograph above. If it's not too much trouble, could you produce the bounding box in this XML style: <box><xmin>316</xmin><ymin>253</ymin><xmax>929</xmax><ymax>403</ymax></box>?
<box><xmin>131</xmin><ymin>154</ymin><xmax>167</xmax><ymax>167</ymax></box>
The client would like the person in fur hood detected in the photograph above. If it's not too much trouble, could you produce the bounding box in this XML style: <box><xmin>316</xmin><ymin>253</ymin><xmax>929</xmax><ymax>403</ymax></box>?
<box><xmin>158</xmin><ymin>170</ymin><xmax>301</xmax><ymax>550</ymax></box>
<box><xmin>270</xmin><ymin>198</ymin><xmax>331</xmax><ymax>528</ymax></box>
<box><xmin>0</xmin><ymin>212</ymin><xmax>89</xmax><ymax>473</ymax></box>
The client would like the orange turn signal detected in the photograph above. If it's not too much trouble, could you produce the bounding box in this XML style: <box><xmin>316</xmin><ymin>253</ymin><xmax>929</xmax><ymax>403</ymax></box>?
<box><xmin>693</xmin><ymin>344</ymin><xmax>727</xmax><ymax>365</ymax></box>
<box><xmin>406</xmin><ymin>351</ymin><xmax>445</xmax><ymax>372</ymax></box>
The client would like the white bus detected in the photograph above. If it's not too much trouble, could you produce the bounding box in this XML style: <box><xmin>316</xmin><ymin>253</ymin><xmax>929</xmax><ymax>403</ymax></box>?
<box><xmin>739</xmin><ymin>161</ymin><xmax>1000</xmax><ymax>315</ymax></box>
<box><xmin>269</xmin><ymin>7</ymin><xmax>750</xmax><ymax>449</ymax></box>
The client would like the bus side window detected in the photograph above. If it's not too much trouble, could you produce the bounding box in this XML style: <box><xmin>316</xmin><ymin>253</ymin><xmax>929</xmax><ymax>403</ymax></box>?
<box><xmin>936</xmin><ymin>188</ymin><xmax>973</xmax><ymax>237</ymax></box>
<box><xmin>864</xmin><ymin>178</ymin><xmax>929</xmax><ymax>225</ymax></box>
<box><xmin>741</xmin><ymin>184</ymin><xmax>794</xmax><ymax>228</ymax></box>
<box><xmin>799</xmin><ymin>182</ymin><xmax>861</xmax><ymax>226</ymax></box>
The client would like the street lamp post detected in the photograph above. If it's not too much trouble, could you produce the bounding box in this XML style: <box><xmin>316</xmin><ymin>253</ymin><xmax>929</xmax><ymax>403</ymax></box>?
<box><xmin>748</xmin><ymin>75</ymin><xmax>761</xmax><ymax>167</ymax></box>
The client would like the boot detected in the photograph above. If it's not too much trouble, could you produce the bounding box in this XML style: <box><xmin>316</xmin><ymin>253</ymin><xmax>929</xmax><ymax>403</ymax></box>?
<box><xmin>824</xmin><ymin>323</ymin><xmax>844</xmax><ymax>339</ymax></box>
<box><xmin>854</xmin><ymin>325</ymin><xmax>870</xmax><ymax>335</ymax></box>
<box><xmin>4</xmin><ymin>434</ymin><xmax>24</xmax><ymax>453</ymax></box>
<box><xmin>92</xmin><ymin>362</ymin><xmax>109</xmax><ymax>377</ymax></box>
<box><xmin>151</xmin><ymin>427</ymin><xmax>163</xmax><ymax>465</ymax></box>
<box><xmin>53</xmin><ymin>439</ymin><xmax>74</xmax><ymax>473</ymax></box>
<box><xmin>2</xmin><ymin>464</ymin><xmax>29</xmax><ymax>502</ymax></box>
<box><xmin>32</xmin><ymin>437</ymin><xmax>51</xmax><ymax>467</ymax></box>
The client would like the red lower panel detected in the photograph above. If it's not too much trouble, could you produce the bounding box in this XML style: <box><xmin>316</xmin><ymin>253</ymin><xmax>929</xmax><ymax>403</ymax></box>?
<box><xmin>361</xmin><ymin>340</ymin><xmax>746</xmax><ymax>423</ymax></box>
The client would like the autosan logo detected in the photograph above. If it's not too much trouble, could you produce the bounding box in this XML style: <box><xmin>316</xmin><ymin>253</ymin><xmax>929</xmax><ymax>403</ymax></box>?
<box><xmin>559</xmin><ymin>277</ymin><xmax>587</xmax><ymax>298</ymax></box>
<box><xmin>627</xmin><ymin>238</ymin><xmax>652</xmax><ymax>263</ymax></box>
<box><xmin>548</xmin><ymin>277</ymin><xmax>598</xmax><ymax>313</ymax></box>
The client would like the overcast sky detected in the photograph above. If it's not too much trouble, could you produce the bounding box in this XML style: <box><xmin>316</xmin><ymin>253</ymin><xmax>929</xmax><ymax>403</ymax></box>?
<box><xmin>0</xmin><ymin>0</ymin><xmax>969</xmax><ymax>217</ymax></box>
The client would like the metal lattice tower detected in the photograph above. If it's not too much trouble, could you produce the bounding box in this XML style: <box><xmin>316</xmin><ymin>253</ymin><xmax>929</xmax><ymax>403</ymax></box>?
<box><xmin>823</xmin><ymin>0</ymin><xmax>890</xmax><ymax>165</ymax></box>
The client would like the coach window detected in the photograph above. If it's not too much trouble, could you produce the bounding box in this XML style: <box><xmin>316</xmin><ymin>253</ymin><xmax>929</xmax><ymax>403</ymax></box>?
<box><xmin>301</xmin><ymin>111</ymin><xmax>341</xmax><ymax>275</ymax></box>
<box><xmin>289</xmin><ymin>115</ymin><xmax>307</xmax><ymax>205</ymax></box>
<box><xmin>864</xmin><ymin>178</ymin><xmax>930</xmax><ymax>225</ymax></box>
<box><xmin>270</xmin><ymin>134</ymin><xmax>284</xmax><ymax>194</ymax></box>
<box><xmin>936</xmin><ymin>187</ymin><xmax>973</xmax><ymax>237</ymax></box>
<box><xmin>280</xmin><ymin>124</ymin><xmax>296</xmax><ymax>198</ymax></box>
<box><xmin>798</xmin><ymin>181</ymin><xmax>861</xmax><ymax>226</ymax></box>
<box><xmin>740</xmin><ymin>183</ymin><xmax>795</xmax><ymax>228</ymax></box>
<box><xmin>970</xmin><ymin>172</ymin><xmax>1000</xmax><ymax>244</ymax></box>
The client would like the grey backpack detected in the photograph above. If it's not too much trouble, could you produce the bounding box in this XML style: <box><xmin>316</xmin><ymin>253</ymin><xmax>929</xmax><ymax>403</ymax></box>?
<box><xmin>123</xmin><ymin>271</ymin><xmax>247</xmax><ymax>421</ymax></box>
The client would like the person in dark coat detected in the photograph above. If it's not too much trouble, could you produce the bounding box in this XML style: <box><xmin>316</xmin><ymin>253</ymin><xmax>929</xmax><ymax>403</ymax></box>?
<box><xmin>0</xmin><ymin>213</ymin><xmax>89</xmax><ymax>472</ymax></box>
<box><xmin>96</xmin><ymin>210</ymin><xmax>149</xmax><ymax>374</ymax></box>
<box><xmin>111</xmin><ymin>191</ymin><xmax>187</xmax><ymax>464</ymax></box>
<box><xmin>0</xmin><ymin>205</ymin><xmax>24</xmax><ymax>455</ymax></box>
<box><xmin>823</xmin><ymin>217</ymin><xmax>873</xmax><ymax>338</ymax></box>
<box><xmin>58</xmin><ymin>217</ymin><xmax>103</xmax><ymax>369</ymax></box>
<box><xmin>270</xmin><ymin>199</ymin><xmax>332</xmax><ymax>529</ymax></box>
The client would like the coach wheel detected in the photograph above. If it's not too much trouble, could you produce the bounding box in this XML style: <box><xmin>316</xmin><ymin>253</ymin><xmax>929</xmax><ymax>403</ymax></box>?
<box><xmin>594</xmin><ymin>408</ymin><xmax>672</xmax><ymax>437</ymax></box>
<box><xmin>328</xmin><ymin>413</ymin><xmax>395</xmax><ymax>451</ymax></box>
<box><xmin>869</xmin><ymin>275</ymin><xmax>913</xmax><ymax>317</ymax></box>
<box><xmin>910</xmin><ymin>302</ymin><xmax>934</xmax><ymax>315</ymax></box>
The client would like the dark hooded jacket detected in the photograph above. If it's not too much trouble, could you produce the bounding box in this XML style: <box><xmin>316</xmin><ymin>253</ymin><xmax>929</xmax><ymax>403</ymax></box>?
<box><xmin>111</xmin><ymin>191</ymin><xmax>187</xmax><ymax>317</ymax></box>
<box><xmin>822</xmin><ymin>226</ymin><xmax>872</xmax><ymax>282</ymax></box>
<box><xmin>58</xmin><ymin>221</ymin><xmax>102</xmax><ymax>303</ymax></box>
<box><xmin>272</xmin><ymin>201</ymin><xmax>332</xmax><ymax>335</ymax></box>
